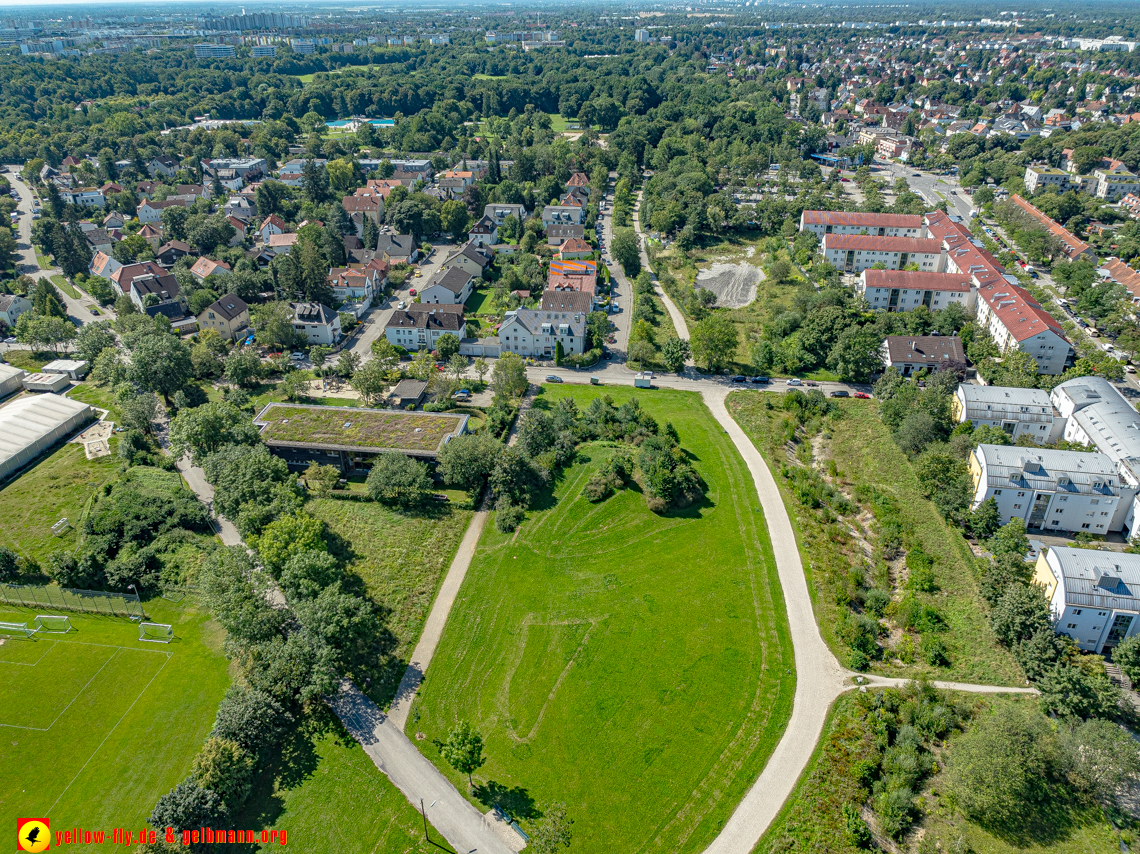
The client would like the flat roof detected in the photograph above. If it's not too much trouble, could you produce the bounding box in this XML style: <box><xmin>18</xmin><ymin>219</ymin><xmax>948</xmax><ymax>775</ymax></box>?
<box><xmin>254</xmin><ymin>403</ymin><xmax>466</xmax><ymax>457</ymax></box>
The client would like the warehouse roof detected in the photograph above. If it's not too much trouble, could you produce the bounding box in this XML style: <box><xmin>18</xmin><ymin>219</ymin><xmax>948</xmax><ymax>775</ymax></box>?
<box><xmin>0</xmin><ymin>394</ymin><xmax>94</xmax><ymax>473</ymax></box>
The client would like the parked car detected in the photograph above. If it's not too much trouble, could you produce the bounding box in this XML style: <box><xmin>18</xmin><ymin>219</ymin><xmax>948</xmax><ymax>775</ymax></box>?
<box><xmin>854</xmin><ymin>391</ymin><xmax>871</xmax><ymax>399</ymax></box>
<box><xmin>747</xmin><ymin>376</ymin><xmax>770</xmax><ymax>384</ymax></box>
<box><xmin>804</xmin><ymin>380</ymin><xmax>819</xmax><ymax>387</ymax></box>
<box><xmin>408</xmin><ymin>288</ymin><xmax>417</xmax><ymax>296</ymax></box>
<box><xmin>545</xmin><ymin>375</ymin><xmax>563</xmax><ymax>383</ymax></box>
<box><xmin>829</xmin><ymin>390</ymin><xmax>850</xmax><ymax>398</ymax></box>
<box><xmin>1127</xmin><ymin>365</ymin><xmax>1137</xmax><ymax>374</ymax></box>
<box><xmin>397</xmin><ymin>300</ymin><xmax>406</xmax><ymax>309</ymax></box>
<box><xmin>4</xmin><ymin>336</ymin><xmax>17</xmax><ymax>344</ymax></box>
<box><xmin>785</xmin><ymin>378</ymin><xmax>802</xmax><ymax>386</ymax></box>
<box><xmin>729</xmin><ymin>375</ymin><xmax>746</xmax><ymax>383</ymax></box>
<box><xmin>290</xmin><ymin>352</ymin><xmax>305</xmax><ymax>360</ymax></box>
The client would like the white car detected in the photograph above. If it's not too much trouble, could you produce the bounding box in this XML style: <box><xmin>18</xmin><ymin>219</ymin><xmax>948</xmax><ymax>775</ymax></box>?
<box><xmin>397</xmin><ymin>300</ymin><xmax>406</xmax><ymax>309</ymax></box>
<box><xmin>785</xmin><ymin>378</ymin><xmax>802</xmax><ymax>386</ymax></box>
<box><xmin>4</xmin><ymin>336</ymin><xmax>17</xmax><ymax>344</ymax></box>
<box><xmin>290</xmin><ymin>352</ymin><xmax>306</xmax><ymax>360</ymax></box>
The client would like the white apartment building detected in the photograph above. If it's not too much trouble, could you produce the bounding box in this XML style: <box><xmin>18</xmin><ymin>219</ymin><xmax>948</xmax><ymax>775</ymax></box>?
<box><xmin>952</xmin><ymin>385</ymin><xmax>1062</xmax><ymax>444</ymax></box>
<box><xmin>384</xmin><ymin>307</ymin><xmax>466</xmax><ymax>351</ymax></box>
<box><xmin>499</xmin><ymin>309</ymin><xmax>586</xmax><ymax>358</ymax></box>
<box><xmin>799</xmin><ymin>210</ymin><xmax>925</xmax><ymax>239</ymax></box>
<box><xmin>1094</xmin><ymin>165</ymin><xmax>1140</xmax><ymax>201</ymax></box>
<box><xmin>1023</xmin><ymin>165</ymin><xmax>1073</xmax><ymax>194</ymax></box>
<box><xmin>1034</xmin><ymin>547</ymin><xmax>1140</xmax><ymax>654</ymax></box>
<box><xmin>974</xmin><ymin>282</ymin><xmax>1072</xmax><ymax>375</ymax></box>
<box><xmin>969</xmin><ymin>444</ymin><xmax>1132</xmax><ymax>535</ymax></box>
<box><xmin>858</xmin><ymin>269</ymin><xmax>972</xmax><ymax>311</ymax></box>
<box><xmin>821</xmin><ymin>234</ymin><xmax>943</xmax><ymax>273</ymax></box>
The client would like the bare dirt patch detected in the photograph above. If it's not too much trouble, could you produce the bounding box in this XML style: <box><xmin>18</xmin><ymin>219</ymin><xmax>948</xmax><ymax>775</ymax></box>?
<box><xmin>695</xmin><ymin>263</ymin><xmax>763</xmax><ymax>309</ymax></box>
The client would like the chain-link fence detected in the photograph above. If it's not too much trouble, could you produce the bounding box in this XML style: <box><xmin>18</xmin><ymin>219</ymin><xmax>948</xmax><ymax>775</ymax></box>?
<box><xmin>0</xmin><ymin>583</ymin><xmax>144</xmax><ymax>619</ymax></box>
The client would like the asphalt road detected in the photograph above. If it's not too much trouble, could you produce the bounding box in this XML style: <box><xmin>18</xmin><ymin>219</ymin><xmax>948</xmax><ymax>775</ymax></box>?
<box><xmin>4</xmin><ymin>167</ymin><xmax>111</xmax><ymax>327</ymax></box>
<box><xmin>348</xmin><ymin>241</ymin><xmax>456</xmax><ymax>361</ymax></box>
<box><xmin>877</xmin><ymin>159</ymin><xmax>976</xmax><ymax>221</ymax></box>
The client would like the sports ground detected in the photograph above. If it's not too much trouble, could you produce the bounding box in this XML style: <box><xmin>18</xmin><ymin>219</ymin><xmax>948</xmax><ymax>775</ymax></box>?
<box><xmin>0</xmin><ymin>598</ymin><xmax>229</xmax><ymax>838</ymax></box>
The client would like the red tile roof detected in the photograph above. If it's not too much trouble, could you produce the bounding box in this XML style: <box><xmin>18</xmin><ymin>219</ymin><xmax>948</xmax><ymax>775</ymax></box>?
<box><xmin>1103</xmin><ymin>258</ymin><xmax>1140</xmax><ymax>299</ymax></box>
<box><xmin>862</xmin><ymin>269</ymin><xmax>972</xmax><ymax>292</ymax></box>
<box><xmin>924</xmin><ymin>210</ymin><xmax>1006</xmax><ymax>288</ymax></box>
<box><xmin>975</xmin><ymin>282</ymin><xmax>1067</xmax><ymax>343</ymax></box>
<box><xmin>822</xmin><ymin>234</ymin><xmax>943</xmax><ymax>253</ymax></box>
<box><xmin>802</xmin><ymin>210</ymin><xmax>924</xmax><ymax>228</ymax></box>
<box><xmin>1009</xmin><ymin>195</ymin><xmax>1094</xmax><ymax>260</ymax></box>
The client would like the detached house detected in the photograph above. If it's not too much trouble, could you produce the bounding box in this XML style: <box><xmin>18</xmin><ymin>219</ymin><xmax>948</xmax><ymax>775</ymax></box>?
<box><xmin>419</xmin><ymin>267</ymin><xmax>475</xmax><ymax>305</ymax></box>
<box><xmin>442</xmin><ymin>242</ymin><xmax>492</xmax><ymax>279</ymax></box>
<box><xmin>197</xmin><ymin>294</ymin><xmax>249</xmax><ymax>341</ymax></box>
<box><xmin>468</xmin><ymin>215</ymin><xmax>498</xmax><ymax>247</ymax></box>
<box><xmin>258</xmin><ymin>214</ymin><xmax>287</xmax><ymax>244</ymax></box>
<box><xmin>190</xmin><ymin>256</ymin><xmax>232</xmax><ymax>283</ymax></box>
<box><xmin>291</xmin><ymin>302</ymin><xmax>342</xmax><ymax>346</ymax></box>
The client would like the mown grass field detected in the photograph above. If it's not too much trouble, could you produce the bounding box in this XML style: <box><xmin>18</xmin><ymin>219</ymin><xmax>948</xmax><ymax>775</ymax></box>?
<box><xmin>728</xmin><ymin>393</ymin><xmax>1023</xmax><ymax>686</ymax></box>
<box><xmin>0</xmin><ymin>442</ymin><xmax>120</xmax><ymax>565</ymax></box>
<box><xmin>307</xmin><ymin>496</ymin><xmax>473</xmax><ymax>707</ymax></box>
<box><xmin>235</xmin><ymin>707</ymin><xmax>441</xmax><ymax>854</ymax></box>
<box><xmin>412</xmin><ymin>385</ymin><xmax>795</xmax><ymax>853</ymax></box>
<box><xmin>755</xmin><ymin>693</ymin><xmax>1120</xmax><ymax>854</ymax></box>
<box><xmin>0</xmin><ymin>598</ymin><xmax>229</xmax><ymax>842</ymax></box>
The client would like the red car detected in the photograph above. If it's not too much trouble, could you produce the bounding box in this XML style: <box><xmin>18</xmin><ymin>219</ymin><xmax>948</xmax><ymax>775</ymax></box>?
<box><xmin>409</xmin><ymin>288</ymin><xmax>417</xmax><ymax>296</ymax></box>
<box><xmin>854</xmin><ymin>392</ymin><xmax>871</xmax><ymax>399</ymax></box>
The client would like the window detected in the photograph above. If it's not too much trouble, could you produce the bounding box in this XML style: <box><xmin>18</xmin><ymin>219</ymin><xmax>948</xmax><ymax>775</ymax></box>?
<box><xmin>1067</xmin><ymin>623</ymin><xmax>1077</xmax><ymax>629</ymax></box>
<box><xmin>1074</xmin><ymin>610</ymin><xmax>1083</xmax><ymax>615</ymax></box>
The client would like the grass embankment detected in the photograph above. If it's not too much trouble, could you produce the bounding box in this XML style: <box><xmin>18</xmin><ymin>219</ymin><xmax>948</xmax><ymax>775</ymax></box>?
<box><xmin>0</xmin><ymin>598</ymin><xmax>229</xmax><ymax>838</ymax></box>
<box><xmin>728</xmin><ymin>393</ymin><xmax>1022</xmax><ymax>686</ymax></box>
<box><xmin>412</xmin><ymin>385</ymin><xmax>795</xmax><ymax>853</ymax></box>
<box><xmin>50</xmin><ymin>274</ymin><xmax>80</xmax><ymax>299</ymax></box>
<box><xmin>756</xmin><ymin>692</ymin><xmax>1120</xmax><ymax>854</ymax></box>
<box><xmin>0</xmin><ymin>442</ymin><xmax>120</xmax><ymax>565</ymax></box>
<box><xmin>307</xmin><ymin>496</ymin><xmax>474</xmax><ymax>707</ymax></box>
<box><xmin>3</xmin><ymin>348</ymin><xmax>51</xmax><ymax>372</ymax></box>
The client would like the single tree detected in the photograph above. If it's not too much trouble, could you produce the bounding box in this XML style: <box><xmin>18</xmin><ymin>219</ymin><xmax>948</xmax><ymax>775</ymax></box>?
<box><xmin>351</xmin><ymin>358</ymin><xmax>389</xmax><ymax>403</ymax></box>
<box><xmin>440</xmin><ymin>721</ymin><xmax>486</xmax><ymax>791</ymax></box>
<box><xmin>366</xmin><ymin>453</ymin><xmax>434</xmax><ymax>507</ymax></box>
<box><xmin>689</xmin><ymin>313</ymin><xmax>739</xmax><ymax>373</ymax></box>
<box><xmin>660</xmin><ymin>335</ymin><xmax>690</xmax><ymax>373</ymax></box>
<box><xmin>303</xmin><ymin>463</ymin><xmax>340</xmax><ymax>497</ymax></box>
<box><xmin>492</xmin><ymin>352</ymin><xmax>528</xmax><ymax>398</ymax></box>
<box><xmin>436</xmin><ymin>332</ymin><xmax>461</xmax><ymax>362</ymax></box>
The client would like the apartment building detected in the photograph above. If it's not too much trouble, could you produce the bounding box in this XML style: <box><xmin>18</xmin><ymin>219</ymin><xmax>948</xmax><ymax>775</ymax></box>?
<box><xmin>498</xmin><ymin>309</ymin><xmax>587</xmax><ymax>358</ymax></box>
<box><xmin>974</xmin><ymin>282</ymin><xmax>1072</xmax><ymax>374</ymax></box>
<box><xmin>384</xmin><ymin>307</ymin><xmax>466</xmax><ymax>351</ymax></box>
<box><xmin>951</xmin><ymin>385</ymin><xmax>1062</xmax><ymax>444</ymax></box>
<box><xmin>799</xmin><ymin>210</ymin><xmax>925</xmax><ymax>239</ymax></box>
<box><xmin>1023</xmin><ymin>165</ymin><xmax>1074</xmax><ymax>194</ymax></box>
<box><xmin>821</xmin><ymin>234</ymin><xmax>943</xmax><ymax>273</ymax></box>
<box><xmin>969</xmin><ymin>444</ymin><xmax>1131</xmax><ymax>534</ymax></box>
<box><xmin>857</xmin><ymin>269</ymin><xmax>973</xmax><ymax>311</ymax></box>
<box><xmin>1034</xmin><ymin>547</ymin><xmax>1140</xmax><ymax>654</ymax></box>
<box><xmin>1094</xmin><ymin>165</ymin><xmax>1140</xmax><ymax>201</ymax></box>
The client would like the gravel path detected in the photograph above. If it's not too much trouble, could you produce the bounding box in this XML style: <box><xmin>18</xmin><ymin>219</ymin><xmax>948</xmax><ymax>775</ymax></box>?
<box><xmin>387</xmin><ymin>509</ymin><xmax>489</xmax><ymax>731</ymax></box>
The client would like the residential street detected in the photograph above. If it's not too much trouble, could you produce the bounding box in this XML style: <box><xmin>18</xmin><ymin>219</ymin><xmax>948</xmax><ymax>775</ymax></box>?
<box><xmin>4</xmin><ymin>165</ymin><xmax>112</xmax><ymax>327</ymax></box>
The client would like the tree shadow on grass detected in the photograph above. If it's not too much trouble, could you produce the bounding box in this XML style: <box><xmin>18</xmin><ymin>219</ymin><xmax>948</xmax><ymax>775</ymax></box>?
<box><xmin>472</xmin><ymin>780</ymin><xmax>540</xmax><ymax>821</ymax></box>
<box><xmin>971</xmin><ymin>788</ymin><xmax>1105</xmax><ymax>849</ymax></box>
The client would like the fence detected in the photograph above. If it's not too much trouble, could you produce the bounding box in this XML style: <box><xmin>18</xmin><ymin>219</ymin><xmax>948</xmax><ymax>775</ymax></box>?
<box><xmin>0</xmin><ymin>583</ymin><xmax>144</xmax><ymax>619</ymax></box>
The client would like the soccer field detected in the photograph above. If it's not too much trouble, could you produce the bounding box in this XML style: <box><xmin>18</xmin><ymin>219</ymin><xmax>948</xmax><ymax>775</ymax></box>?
<box><xmin>0</xmin><ymin>598</ymin><xmax>229</xmax><ymax>840</ymax></box>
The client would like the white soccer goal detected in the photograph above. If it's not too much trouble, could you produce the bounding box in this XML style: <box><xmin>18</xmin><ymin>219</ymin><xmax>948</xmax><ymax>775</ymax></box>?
<box><xmin>0</xmin><ymin>620</ymin><xmax>34</xmax><ymax>638</ymax></box>
<box><xmin>33</xmin><ymin>615</ymin><xmax>72</xmax><ymax>634</ymax></box>
<box><xmin>138</xmin><ymin>622</ymin><xmax>173</xmax><ymax>644</ymax></box>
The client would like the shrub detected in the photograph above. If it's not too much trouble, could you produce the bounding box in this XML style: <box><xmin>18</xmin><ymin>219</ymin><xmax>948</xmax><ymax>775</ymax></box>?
<box><xmin>211</xmin><ymin>685</ymin><xmax>291</xmax><ymax>757</ymax></box>
<box><xmin>921</xmin><ymin>636</ymin><xmax>949</xmax><ymax>667</ymax></box>
<box><xmin>495</xmin><ymin>497</ymin><xmax>525</xmax><ymax>533</ymax></box>
<box><xmin>862</xmin><ymin>588</ymin><xmax>891</xmax><ymax>617</ymax></box>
